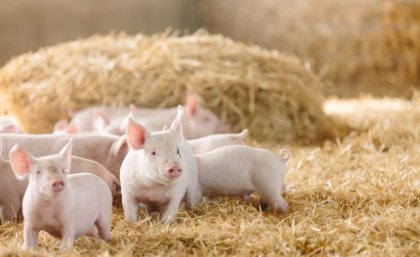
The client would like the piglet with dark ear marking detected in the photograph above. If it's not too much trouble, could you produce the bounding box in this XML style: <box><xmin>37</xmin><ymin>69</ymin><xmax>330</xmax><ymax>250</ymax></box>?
<box><xmin>9</xmin><ymin>140</ymin><xmax>113</xmax><ymax>251</ymax></box>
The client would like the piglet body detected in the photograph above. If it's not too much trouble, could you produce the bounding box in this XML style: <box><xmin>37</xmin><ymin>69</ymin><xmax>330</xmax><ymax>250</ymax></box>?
<box><xmin>9</xmin><ymin>141</ymin><xmax>112</xmax><ymax>250</ymax></box>
<box><xmin>0</xmin><ymin>158</ymin><xmax>26</xmax><ymax>220</ymax></box>
<box><xmin>196</xmin><ymin>145</ymin><xmax>290</xmax><ymax>213</ymax></box>
<box><xmin>188</xmin><ymin>129</ymin><xmax>248</xmax><ymax>154</ymax></box>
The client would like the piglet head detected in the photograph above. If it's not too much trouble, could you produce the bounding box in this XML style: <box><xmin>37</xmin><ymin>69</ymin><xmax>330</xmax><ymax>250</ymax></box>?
<box><xmin>53</xmin><ymin>120</ymin><xmax>78</xmax><ymax>134</ymax></box>
<box><xmin>127</xmin><ymin>108</ymin><xmax>184</xmax><ymax>184</ymax></box>
<box><xmin>92</xmin><ymin>109</ymin><xmax>111</xmax><ymax>133</ymax></box>
<box><xmin>101</xmin><ymin>111</ymin><xmax>134</xmax><ymax>136</ymax></box>
<box><xmin>9</xmin><ymin>140</ymin><xmax>73</xmax><ymax>199</ymax></box>
<box><xmin>183</xmin><ymin>93</ymin><xmax>231</xmax><ymax>139</ymax></box>
<box><xmin>0</xmin><ymin>123</ymin><xmax>20</xmax><ymax>134</ymax></box>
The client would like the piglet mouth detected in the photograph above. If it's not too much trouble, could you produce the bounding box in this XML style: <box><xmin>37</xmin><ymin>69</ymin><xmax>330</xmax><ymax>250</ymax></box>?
<box><xmin>51</xmin><ymin>187</ymin><xmax>64</xmax><ymax>193</ymax></box>
<box><xmin>164</xmin><ymin>172</ymin><xmax>181</xmax><ymax>179</ymax></box>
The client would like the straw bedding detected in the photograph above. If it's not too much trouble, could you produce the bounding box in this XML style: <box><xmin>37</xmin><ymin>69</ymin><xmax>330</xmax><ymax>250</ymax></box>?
<box><xmin>0</xmin><ymin>95</ymin><xmax>418</xmax><ymax>256</ymax></box>
<box><xmin>199</xmin><ymin>0</ymin><xmax>420</xmax><ymax>97</ymax></box>
<box><xmin>0</xmin><ymin>31</ymin><xmax>348</xmax><ymax>143</ymax></box>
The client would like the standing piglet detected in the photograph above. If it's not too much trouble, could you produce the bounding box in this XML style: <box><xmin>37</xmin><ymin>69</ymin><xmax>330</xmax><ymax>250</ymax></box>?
<box><xmin>9</xmin><ymin>141</ymin><xmax>112</xmax><ymax>250</ymax></box>
<box><xmin>120</xmin><ymin>108</ymin><xmax>194</xmax><ymax>224</ymax></box>
<box><xmin>196</xmin><ymin>145</ymin><xmax>290</xmax><ymax>213</ymax></box>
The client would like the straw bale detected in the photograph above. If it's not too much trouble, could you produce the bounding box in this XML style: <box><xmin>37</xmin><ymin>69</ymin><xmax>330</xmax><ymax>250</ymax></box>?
<box><xmin>199</xmin><ymin>0</ymin><xmax>420</xmax><ymax>97</ymax></box>
<box><xmin>0</xmin><ymin>32</ymin><xmax>347</xmax><ymax>143</ymax></box>
<box><xmin>0</xmin><ymin>95</ymin><xmax>419</xmax><ymax>256</ymax></box>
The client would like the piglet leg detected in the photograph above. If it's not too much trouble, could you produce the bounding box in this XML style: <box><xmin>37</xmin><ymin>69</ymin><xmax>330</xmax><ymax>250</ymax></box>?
<box><xmin>60</xmin><ymin>225</ymin><xmax>75</xmax><ymax>251</ymax></box>
<box><xmin>95</xmin><ymin>216</ymin><xmax>111</xmax><ymax>242</ymax></box>
<box><xmin>161</xmin><ymin>198</ymin><xmax>182</xmax><ymax>225</ymax></box>
<box><xmin>122</xmin><ymin>195</ymin><xmax>138</xmax><ymax>223</ymax></box>
<box><xmin>22</xmin><ymin>223</ymin><xmax>38</xmax><ymax>250</ymax></box>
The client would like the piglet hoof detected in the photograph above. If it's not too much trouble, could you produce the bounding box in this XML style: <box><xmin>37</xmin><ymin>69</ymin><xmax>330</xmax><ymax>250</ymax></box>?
<box><xmin>258</xmin><ymin>200</ymin><xmax>269</xmax><ymax>212</ymax></box>
<box><xmin>21</xmin><ymin>244</ymin><xmax>31</xmax><ymax>251</ymax></box>
<box><xmin>242</xmin><ymin>194</ymin><xmax>251</xmax><ymax>203</ymax></box>
<box><xmin>162</xmin><ymin>217</ymin><xmax>174</xmax><ymax>226</ymax></box>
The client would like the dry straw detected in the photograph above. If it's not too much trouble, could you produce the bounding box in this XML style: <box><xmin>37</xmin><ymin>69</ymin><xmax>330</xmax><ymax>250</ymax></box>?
<box><xmin>0</xmin><ymin>31</ymin><xmax>347</xmax><ymax>143</ymax></box>
<box><xmin>200</xmin><ymin>0</ymin><xmax>420</xmax><ymax>97</ymax></box>
<box><xmin>0</xmin><ymin>95</ymin><xmax>419</xmax><ymax>256</ymax></box>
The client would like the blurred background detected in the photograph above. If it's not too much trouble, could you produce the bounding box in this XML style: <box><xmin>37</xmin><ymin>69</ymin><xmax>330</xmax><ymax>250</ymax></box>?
<box><xmin>0</xmin><ymin>0</ymin><xmax>418</xmax><ymax>98</ymax></box>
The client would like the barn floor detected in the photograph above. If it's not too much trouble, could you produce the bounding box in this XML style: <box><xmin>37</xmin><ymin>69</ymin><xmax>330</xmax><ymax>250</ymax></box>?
<box><xmin>0</xmin><ymin>95</ymin><xmax>419</xmax><ymax>256</ymax></box>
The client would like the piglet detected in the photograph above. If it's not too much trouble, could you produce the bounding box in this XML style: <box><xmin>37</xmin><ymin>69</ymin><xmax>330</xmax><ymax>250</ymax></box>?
<box><xmin>9</xmin><ymin>141</ymin><xmax>112</xmax><ymax>250</ymax></box>
<box><xmin>0</xmin><ymin>116</ymin><xmax>20</xmax><ymax>133</ymax></box>
<box><xmin>92</xmin><ymin>94</ymin><xmax>231</xmax><ymax>139</ymax></box>
<box><xmin>0</xmin><ymin>137</ymin><xmax>118</xmax><ymax>222</ymax></box>
<box><xmin>120</xmin><ymin>107</ymin><xmax>197</xmax><ymax>225</ymax></box>
<box><xmin>0</xmin><ymin>155</ymin><xmax>118</xmax><ymax>222</ymax></box>
<box><xmin>71</xmin><ymin>156</ymin><xmax>120</xmax><ymax>192</ymax></box>
<box><xmin>195</xmin><ymin>145</ymin><xmax>290</xmax><ymax>213</ymax></box>
<box><xmin>188</xmin><ymin>129</ymin><xmax>248</xmax><ymax>154</ymax></box>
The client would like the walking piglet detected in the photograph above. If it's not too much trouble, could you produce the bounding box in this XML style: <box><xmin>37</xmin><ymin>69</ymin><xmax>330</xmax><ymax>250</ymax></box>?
<box><xmin>195</xmin><ymin>145</ymin><xmax>290</xmax><ymax>213</ymax></box>
<box><xmin>9</xmin><ymin>140</ymin><xmax>113</xmax><ymax>250</ymax></box>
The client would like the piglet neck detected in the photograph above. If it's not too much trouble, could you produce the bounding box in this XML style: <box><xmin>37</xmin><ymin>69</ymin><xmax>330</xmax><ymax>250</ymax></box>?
<box><xmin>195</xmin><ymin>156</ymin><xmax>205</xmax><ymax>173</ymax></box>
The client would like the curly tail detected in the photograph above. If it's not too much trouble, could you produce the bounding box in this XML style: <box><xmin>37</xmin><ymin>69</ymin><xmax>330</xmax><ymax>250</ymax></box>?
<box><xmin>239</xmin><ymin>129</ymin><xmax>248</xmax><ymax>139</ymax></box>
<box><xmin>278</xmin><ymin>148</ymin><xmax>291</xmax><ymax>162</ymax></box>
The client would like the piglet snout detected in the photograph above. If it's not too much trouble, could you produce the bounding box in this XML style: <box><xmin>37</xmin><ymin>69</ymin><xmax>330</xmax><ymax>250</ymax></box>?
<box><xmin>165</xmin><ymin>164</ymin><xmax>182</xmax><ymax>178</ymax></box>
<box><xmin>50</xmin><ymin>180</ymin><xmax>65</xmax><ymax>192</ymax></box>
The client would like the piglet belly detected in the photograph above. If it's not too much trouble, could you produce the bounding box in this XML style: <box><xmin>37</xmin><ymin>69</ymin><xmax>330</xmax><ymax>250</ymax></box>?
<box><xmin>201</xmin><ymin>175</ymin><xmax>254</xmax><ymax>198</ymax></box>
<box><xmin>41</xmin><ymin>225</ymin><xmax>62</xmax><ymax>238</ymax></box>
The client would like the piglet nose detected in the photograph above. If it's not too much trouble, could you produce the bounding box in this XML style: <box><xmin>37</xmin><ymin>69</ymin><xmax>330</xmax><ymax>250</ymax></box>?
<box><xmin>50</xmin><ymin>180</ymin><xmax>65</xmax><ymax>192</ymax></box>
<box><xmin>165</xmin><ymin>164</ymin><xmax>182</xmax><ymax>178</ymax></box>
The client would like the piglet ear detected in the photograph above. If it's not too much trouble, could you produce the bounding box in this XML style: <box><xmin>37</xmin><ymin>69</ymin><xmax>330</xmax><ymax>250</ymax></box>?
<box><xmin>186</xmin><ymin>93</ymin><xmax>200</xmax><ymax>117</ymax></box>
<box><xmin>170</xmin><ymin>106</ymin><xmax>184</xmax><ymax>141</ymax></box>
<box><xmin>65</xmin><ymin>122</ymin><xmax>78</xmax><ymax>134</ymax></box>
<box><xmin>0</xmin><ymin>124</ymin><xmax>20</xmax><ymax>133</ymax></box>
<box><xmin>129</xmin><ymin>104</ymin><xmax>136</xmax><ymax>116</ymax></box>
<box><xmin>127</xmin><ymin>118</ymin><xmax>150</xmax><ymax>150</ymax></box>
<box><xmin>9</xmin><ymin>144</ymin><xmax>34</xmax><ymax>180</ymax></box>
<box><xmin>53</xmin><ymin>119</ymin><xmax>68</xmax><ymax>132</ymax></box>
<box><xmin>59</xmin><ymin>140</ymin><xmax>72</xmax><ymax>173</ymax></box>
<box><xmin>92</xmin><ymin>109</ymin><xmax>110</xmax><ymax>132</ymax></box>
<box><xmin>113</xmin><ymin>136</ymin><xmax>128</xmax><ymax>156</ymax></box>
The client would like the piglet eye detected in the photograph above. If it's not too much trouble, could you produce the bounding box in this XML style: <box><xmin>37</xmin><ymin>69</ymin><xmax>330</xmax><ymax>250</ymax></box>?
<box><xmin>151</xmin><ymin>151</ymin><xmax>156</xmax><ymax>156</ymax></box>
<box><xmin>36</xmin><ymin>170</ymin><xmax>41</xmax><ymax>175</ymax></box>
<box><xmin>176</xmin><ymin>148</ymin><xmax>180</xmax><ymax>155</ymax></box>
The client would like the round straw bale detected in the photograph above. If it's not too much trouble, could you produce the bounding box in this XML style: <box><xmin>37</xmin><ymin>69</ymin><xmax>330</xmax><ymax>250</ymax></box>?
<box><xmin>0</xmin><ymin>32</ymin><xmax>348</xmax><ymax>143</ymax></box>
<box><xmin>199</xmin><ymin>0</ymin><xmax>420</xmax><ymax>97</ymax></box>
